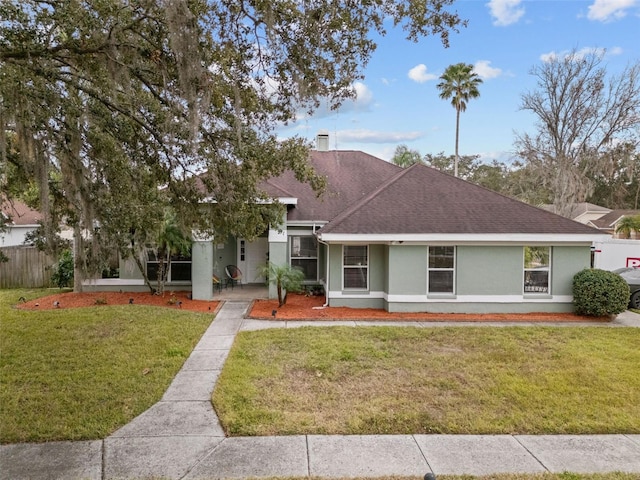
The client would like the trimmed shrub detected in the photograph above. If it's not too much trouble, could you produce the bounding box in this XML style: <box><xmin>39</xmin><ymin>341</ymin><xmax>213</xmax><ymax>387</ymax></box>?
<box><xmin>51</xmin><ymin>250</ymin><xmax>74</xmax><ymax>289</ymax></box>
<box><xmin>573</xmin><ymin>268</ymin><xmax>630</xmax><ymax>316</ymax></box>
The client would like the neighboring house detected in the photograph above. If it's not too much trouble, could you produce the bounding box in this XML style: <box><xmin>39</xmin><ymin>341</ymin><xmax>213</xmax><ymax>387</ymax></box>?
<box><xmin>0</xmin><ymin>199</ymin><xmax>42</xmax><ymax>247</ymax></box>
<box><xmin>541</xmin><ymin>202</ymin><xmax>612</xmax><ymax>225</ymax></box>
<box><xmin>568</xmin><ymin>203</ymin><xmax>613</xmax><ymax>225</ymax></box>
<box><xmin>111</xmin><ymin>141</ymin><xmax>607</xmax><ymax>313</ymax></box>
<box><xmin>542</xmin><ymin>201</ymin><xmax>640</xmax><ymax>237</ymax></box>
<box><xmin>587</xmin><ymin>209</ymin><xmax>640</xmax><ymax>237</ymax></box>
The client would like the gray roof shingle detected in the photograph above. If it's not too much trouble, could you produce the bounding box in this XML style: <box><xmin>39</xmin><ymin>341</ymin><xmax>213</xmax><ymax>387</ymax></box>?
<box><xmin>318</xmin><ymin>163</ymin><xmax>602</xmax><ymax>235</ymax></box>
<box><xmin>261</xmin><ymin>150</ymin><xmax>402</xmax><ymax>222</ymax></box>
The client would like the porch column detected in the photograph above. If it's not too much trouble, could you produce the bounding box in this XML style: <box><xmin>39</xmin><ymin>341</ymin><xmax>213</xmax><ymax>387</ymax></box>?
<box><xmin>268</xmin><ymin>223</ymin><xmax>287</xmax><ymax>300</ymax></box>
<box><xmin>191</xmin><ymin>231</ymin><xmax>214</xmax><ymax>301</ymax></box>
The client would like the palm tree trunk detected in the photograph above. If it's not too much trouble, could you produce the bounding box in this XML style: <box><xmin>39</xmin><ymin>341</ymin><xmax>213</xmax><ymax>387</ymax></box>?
<box><xmin>454</xmin><ymin>107</ymin><xmax>461</xmax><ymax>178</ymax></box>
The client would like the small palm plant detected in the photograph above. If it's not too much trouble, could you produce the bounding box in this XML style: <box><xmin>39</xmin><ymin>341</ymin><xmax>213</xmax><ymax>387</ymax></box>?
<box><xmin>615</xmin><ymin>215</ymin><xmax>640</xmax><ymax>239</ymax></box>
<box><xmin>259</xmin><ymin>262</ymin><xmax>305</xmax><ymax>307</ymax></box>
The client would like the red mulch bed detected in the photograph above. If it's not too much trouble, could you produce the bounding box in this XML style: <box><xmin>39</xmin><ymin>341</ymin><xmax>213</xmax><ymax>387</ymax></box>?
<box><xmin>249</xmin><ymin>294</ymin><xmax>610</xmax><ymax>323</ymax></box>
<box><xmin>16</xmin><ymin>291</ymin><xmax>219</xmax><ymax>313</ymax></box>
<box><xmin>15</xmin><ymin>291</ymin><xmax>608</xmax><ymax>323</ymax></box>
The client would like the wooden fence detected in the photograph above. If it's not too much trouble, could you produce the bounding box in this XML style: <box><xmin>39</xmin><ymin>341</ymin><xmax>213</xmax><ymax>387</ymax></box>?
<box><xmin>0</xmin><ymin>246</ymin><xmax>55</xmax><ymax>289</ymax></box>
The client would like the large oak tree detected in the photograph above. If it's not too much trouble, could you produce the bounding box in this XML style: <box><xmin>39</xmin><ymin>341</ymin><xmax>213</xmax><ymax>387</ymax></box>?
<box><xmin>1</xmin><ymin>0</ymin><xmax>465</xmax><ymax>290</ymax></box>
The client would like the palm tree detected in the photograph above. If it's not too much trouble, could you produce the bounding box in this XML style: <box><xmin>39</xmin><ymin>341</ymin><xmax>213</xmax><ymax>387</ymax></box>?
<box><xmin>436</xmin><ymin>63</ymin><xmax>483</xmax><ymax>178</ymax></box>
<box><xmin>258</xmin><ymin>262</ymin><xmax>305</xmax><ymax>307</ymax></box>
<box><xmin>615</xmin><ymin>215</ymin><xmax>640</xmax><ymax>239</ymax></box>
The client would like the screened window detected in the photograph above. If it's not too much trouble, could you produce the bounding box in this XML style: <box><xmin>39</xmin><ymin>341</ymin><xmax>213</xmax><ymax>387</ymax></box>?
<box><xmin>428</xmin><ymin>246</ymin><xmax>455</xmax><ymax>293</ymax></box>
<box><xmin>524</xmin><ymin>246</ymin><xmax>550</xmax><ymax>293</ymax></box>
<box><xmin>290</xmin><ymin>236</ymin><xmax>318</xmax><ymax>281</ymax></box>
<box><xmin>147</xmin><ymin>249</ymin><xmax>192</xmax><ymax>282</ymax></box>
<box><xmin>343</xmin><ymin>245</ymin><xmax>368</xmax><ymax>289</ymax></box>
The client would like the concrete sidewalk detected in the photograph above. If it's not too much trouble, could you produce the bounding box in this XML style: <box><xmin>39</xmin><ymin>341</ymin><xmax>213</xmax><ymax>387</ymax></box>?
<box><xmin>2</xmin><ymin>303</ymin><xmax>640</xmax><ymax>480</ymax></box>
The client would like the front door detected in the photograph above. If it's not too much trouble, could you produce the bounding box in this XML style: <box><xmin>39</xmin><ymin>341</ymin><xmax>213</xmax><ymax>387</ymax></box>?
<box><xmin>237</xmin><ymin>237</ymin><xmax>269</xmax><ymax>284</ymax></box>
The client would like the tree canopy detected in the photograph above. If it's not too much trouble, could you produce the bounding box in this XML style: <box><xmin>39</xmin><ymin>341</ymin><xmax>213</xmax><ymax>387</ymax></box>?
<box><xmin>515</xmin><ymin>49</ymin><xmax>640</xmax><ymax>217</ymax></box>
<box><xmin>0</xmin><ymin>0</ymin><xmax>465</xmax><ymax>289</ymax></box>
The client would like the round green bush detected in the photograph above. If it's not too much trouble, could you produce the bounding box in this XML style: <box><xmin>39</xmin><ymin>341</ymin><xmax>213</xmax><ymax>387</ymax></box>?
<box><xmin>573</xmin><ymin>268</ymin><xmax>630</xmax><ymax>316</ymax></box>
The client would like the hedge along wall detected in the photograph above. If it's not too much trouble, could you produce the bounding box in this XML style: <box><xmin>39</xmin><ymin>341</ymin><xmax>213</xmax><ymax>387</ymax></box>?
<box><xmin>0</xmin><ymin>246</ymin><xmax>55</xmax><ymax>288</ymax></box>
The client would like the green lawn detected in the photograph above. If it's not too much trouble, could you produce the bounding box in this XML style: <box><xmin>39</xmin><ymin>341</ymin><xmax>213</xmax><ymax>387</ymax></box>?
<box><xmin>214</xmin><ymin>326</ymin><xmax>640</xmax><ymax>436</ymax></box>
<box><xmin>0</xmin><ymin>289</ymin><xmax>213</xmax><ymax>444</ymax></box>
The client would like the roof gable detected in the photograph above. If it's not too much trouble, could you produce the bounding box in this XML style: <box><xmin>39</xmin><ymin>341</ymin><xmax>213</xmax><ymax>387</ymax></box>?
<box><xmin>591</xmin><ymin>209</ymin><xmax>640</xmax><ymax>229</ymax></box>
<box><xmin>319</xmin><ymin>163</ymin><xmax>603</xmax><ymax>236</ymax></box>
<box><xmin>261</xmin><ymin>150</ymin><xmax>402</xmax><ymax>222</ymax></box>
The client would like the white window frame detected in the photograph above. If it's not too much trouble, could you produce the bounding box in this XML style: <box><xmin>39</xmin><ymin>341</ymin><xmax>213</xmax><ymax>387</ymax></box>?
<box><xmin>289</xmin><ymin>235</ymin><xmax>318</xmax><ymax>282</ymax></box>
<box><xmin>342</xmin><ymin>245</ymin><xmax>369</xmax><ymax>290</ymax></box>
<box><xmin>427</xmin><ymin>246</ymin><xmax>456</xmax><ymax>294</ymax></box>
<box><xmin>523</xmin><ymin>246</ymin><xmax>551</xmax><ymax>294</ymax></box>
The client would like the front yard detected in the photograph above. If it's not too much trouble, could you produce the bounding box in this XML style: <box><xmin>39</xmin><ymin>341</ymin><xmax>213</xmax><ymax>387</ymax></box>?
<box><xmin>0</xmin><ymin>289</ymin><xmax>213</xmax><ymax>444</ymax></box>
<box><xmin>213</xmin><ymin>326</ymin><xmax>640</xmax><ymax>436</ymax></box>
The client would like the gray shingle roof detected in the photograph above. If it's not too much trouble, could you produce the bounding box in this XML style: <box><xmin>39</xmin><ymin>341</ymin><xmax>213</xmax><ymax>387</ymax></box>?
<box><xmin>319</xmin><ymin>163</ymin><xmax>602</xmax><ymax>235</ymax></box>
<box><xmin>261</xmin><ymin>150</ymin><xmax>402</xmax><ymax>222</ymax></box>
<box><xmin>590</xmin><ymin>209</ymin><xmax>640</xmax><ymax>229</ymax></box>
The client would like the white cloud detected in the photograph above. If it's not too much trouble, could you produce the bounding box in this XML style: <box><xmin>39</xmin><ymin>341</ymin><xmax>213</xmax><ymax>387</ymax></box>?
<box><xmin>473</xmin><ymin>60</ymin><xmax>503</xmax><ymax>79</ymax></box>
<box><xmin>292</xmin><ymin>81</ymin><xmax>374</xmax><ymax>122</ymax></box>
<box><xmin>337</xmin><ymin>129</ymin><xmax>425</xmax><ymax>144</ymax></box>
<box><xmin>408</xmin><ymin>64</ymin><xmax>437</xmax><ymax>83</ymax></box>
<box><xmin>486</xmin><ymin>0</ymin><xmax>525</xmax><ymax>26</ymax></box>
<box><xmin>352</xmin><ymin>81</ymin><xmax>373</xmax><ymax>108</ymax></box>
<box><xmin>540</xmin><ymin>46</ymin><xmax>622</xmax><ymax>63</ymax></box>
<box><xmin>587</xmin><ymin>0</ymin><xmax>637</xmax><ymax>21</ymax></box>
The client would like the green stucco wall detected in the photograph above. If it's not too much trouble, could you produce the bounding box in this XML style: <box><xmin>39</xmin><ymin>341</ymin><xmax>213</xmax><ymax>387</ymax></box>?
<box><xmin>387</xmin><ymin>245</ymin><xmax>427</xmax><ymax>295</ymax></box>
<box><xmin>213</xmin><ymin>235</ymin><xmax>237</xmax><ymax>280</ymax></box>
<box><xmin>192</xmin><ymin>240</ymin><xmax>214</xmax><ymax>300</ymax></box>
<box><xmin>327</xmin><ymin>242</ymin><xmax>593</xmax><ymax>314</ymax></box>
<box><xmin>551</xmin><ymin>246</ymin><xmax>591</xmax><ymax>295</ymax></box>
<box><xmin>456</xmin><ymin>246</ymin><xmax>523</xmax><ymax>295</ymax></box>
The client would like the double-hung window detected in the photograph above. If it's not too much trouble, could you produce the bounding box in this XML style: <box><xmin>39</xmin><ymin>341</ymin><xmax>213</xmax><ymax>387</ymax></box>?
<box><xmin>523</xmin><ymin>246</ymin><xmax>550</xmax><ymax>293</ymax></box>
<box><xmin>428</xmin><ymin>246</ymin><xmax>455</xmax><ymax>293</ymax></box>
<box><xmin>290</xmin><ymin>236</ymin><xmax>318</xmax><ymax>281</ymax></box>
<box><xmin>343</xmin><ymin>245</ymin><xmax>368</xmax><ymax>289</ymax></box>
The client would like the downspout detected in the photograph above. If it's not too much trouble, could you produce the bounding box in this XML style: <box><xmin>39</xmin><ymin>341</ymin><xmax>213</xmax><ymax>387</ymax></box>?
<box><xmin>317</xmin><ymin>236</ymin><xmax>330</xmax><ymax>307</ymax></box>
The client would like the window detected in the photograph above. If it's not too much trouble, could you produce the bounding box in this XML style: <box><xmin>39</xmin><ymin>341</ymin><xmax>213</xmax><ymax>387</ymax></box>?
<box><xmin>147</xmin><ymin>249</ymin><xmax>192</xmax><ymax>282</ymax></box>
<box><xmin>290</xmin><ymin>236</ymin><xmax>318</xmax><ymax>281</ymax></box>
<box><xmin>524</xmin><ymin>246</ymin><xmax>550</xmax><ymax>293</ymax></box>
<box><xmin>428</xmin><ymin>246</ymin><xmax>455</xmax><ymax>293</ymax></box>
<box><xmin>343</xmin><ymin>245</ymin><xmax>368</xmax><ymax>289</ymax></box>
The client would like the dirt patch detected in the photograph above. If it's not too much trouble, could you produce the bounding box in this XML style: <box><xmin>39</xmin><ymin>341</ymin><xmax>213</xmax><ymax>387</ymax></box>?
<box><xmin>16</xmin><ymin>291</ymin><xmax>219</xmax><ymax>313</ymax></box>
<box><xmin>249</xmin><ymin>293</ymin><xmax>610</xmax><ymax>323</ymax></box>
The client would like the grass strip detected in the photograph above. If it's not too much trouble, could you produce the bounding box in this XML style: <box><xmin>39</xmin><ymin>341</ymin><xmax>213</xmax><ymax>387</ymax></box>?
<box><xmin>0</xmin><ymin>289</ymin><xmax>212</xmax><ymax>443</ymax></box>
<box><xmin>214</xmin><ymin>326</ymin><xmax>640</xmax><ymax>436</ymax></box>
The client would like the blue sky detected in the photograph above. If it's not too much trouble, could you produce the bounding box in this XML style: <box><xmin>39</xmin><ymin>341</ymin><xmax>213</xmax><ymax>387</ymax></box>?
<box><xmin>276</xmin><ymin>0</ymin><xmax>639</xmax><ymax>163</ymax></box>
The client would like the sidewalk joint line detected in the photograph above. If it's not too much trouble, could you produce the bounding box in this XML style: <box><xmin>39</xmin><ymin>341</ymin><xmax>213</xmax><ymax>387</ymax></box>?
<box><xmin>513</xmin><ymin>435</ymin><xmax>549</xmax><ymax>472</ymax></box>
<box><xmin>411</xmin><ymin>434</ymin><xmax>434</xmax><ymax>475</ymax></box>
<box><xmin>305</xmin><ymin>435</ymin><xmax>311</xmax><ymax>477</ymax></box>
